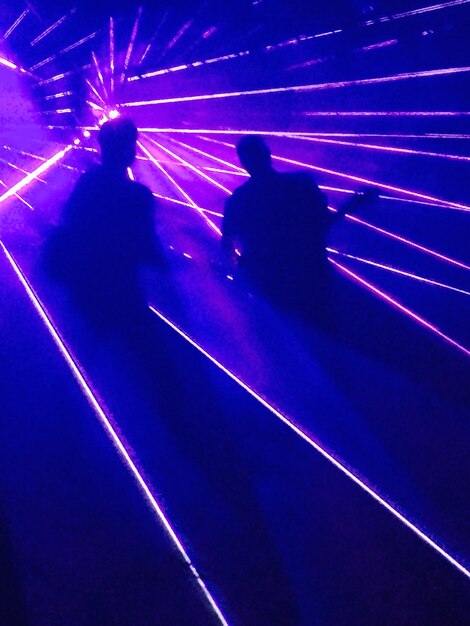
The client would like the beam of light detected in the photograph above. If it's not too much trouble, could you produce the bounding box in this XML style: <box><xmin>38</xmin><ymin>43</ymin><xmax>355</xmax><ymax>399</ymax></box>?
<box><xmin>39</xmin><ymin>64</ymin><xmax>92</xmax><ymax>86</ymax></box>
<box><xmin>149</xmin><ymin>304</ymin><xmax>470</xmax><ymax>579</ymax></box>
<box><xmin>0</xmin><ymin>146</ymin><xmax>72</xmax><ymax>205</ymax></box>
<box><xmin>86</xmin><ymin>78</ymin><xmax>107</xmax><ymax>107</ymax></box>
<box><xmin>43</xmin><ymin>91</ymin><xmax>73</xmax><ymax>100</ymax></box>
<box><xmin>365</xmin><ymin>0</ymin><xmax>470</xmax><ymax>24</ymax></box>
<box><xmin>127</xmin><ymin>167</ymin><xmax>135</xmax><ymax>180</ymax></box>
<box><xmin>327</xmin><ymin>249</ymin><xmax>470</xmax><ymax>297</ymax></box>
<box><xmin>92</xmin><ymin>51</ymin><xmax>109</xmax><ymax>100</ymax></box>
<box><xmin>135</xmin><ymin>127</ymin><xmax>470</xmax><ymax>142</ymax></box>
<box><xmin>138</xmin><ymin>10</ymin><xmax>169</xmax><ymax>65</ymax></box>
<box><xmin>41</xmin><ymin>108</ymin><xmax>74</xmax><ymax>115</ymax></box>
<box><xmin>166</xmin><ymin>137</ymin><xmax>247</xmax><ymax>174</ymax></box>
<box><xmin>0</xmin><ymin>244</ymin><xmax>230</xmax><ymax>626</ymax></box>
<box><xmin>30</xmin><ymin>32</ymin><xmax>98</xmax><ymax>71</ymax></box>
<box><xmin>361</xmin><ymin>39</ymin><xmax>398</xmax><ymax>51</ymax></box>
<box><xmin>0</xmin><ymin>178</ymin><xmax>35</xmax><ymax>211</ymax></box>
<box><xmin>289</xmin><ymin>135</ymin><xmax>470</xmax><ymax>165</ymax></box>
<box><xmin>30</xmin><ymin>9</ymin><xmax>76</xmax><ymax>46</ymax></box>
<box><xmin>87</xmin><ymin>100</ymin><xmax>104</xmax><ymax>112</ymax></box>
<box><xmin>121</xmin><ymin>65</ymin><xmax>470</xmax><ymax>107</ymax></box>
<box><xmin>139</xmin><ymin>141</ymin><xmax>222</xmax><ymax>236</ymax></box>
<box><xmin>3</xmin><ymin>9</ymin><xmax>29</xmax><ymax>39</ymax></box>
<box><xmin>146</xmin><ymin>136</ymin><xmax>232</xmax><ymax>194</ymax></box>
<box><xmin>303</xmin><ymin>111</ymin><xmax>470</xmax><ymax>117</ymax></box>
<box><xmin>343</xmin><ymin>213</ymin><xmax>470</xmax><ymax>272</ymax></box>
<box><xmin>109</xmin><ymin>16</ymin><xmax>115</xmax><ymax>93</ymax></box>
<box><xmin>122</xmin><ymin>6</ymin><xmax>142</xmax><ymax>83</ymax></box>
<box><xmin>201</xmin><ymin>136</ymin><xmax>470</xmax><ymax>212</ymax></box>
<box><xmin>152</xmin><ymin>192</ymin><xmax>203</xmax><ymax>209</ymax></box>
<box><xmin>0</xmin><ymin>56</ymin><xmax>29</xmax><ymax>75</ymax></box>
<box><xmin>0</xmin><ymin>158</ymin><xmax>47</xmax><ymax>183</ymax></box>
<box><xmin>328</xmin><ymin>258</ymin><xmax>470</xmax><ymax>357</ymax></box>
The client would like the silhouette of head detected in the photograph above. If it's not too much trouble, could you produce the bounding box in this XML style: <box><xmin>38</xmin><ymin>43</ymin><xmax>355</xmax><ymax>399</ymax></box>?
<box><xmin>236</xmin><ymin>135</ymin><xmax>273</xmax><ymax>178</ymax></box>
<box><xmin>98</xmin><ymin>117</ymin><xmax>138</xmax><ymax>172</ymax></box>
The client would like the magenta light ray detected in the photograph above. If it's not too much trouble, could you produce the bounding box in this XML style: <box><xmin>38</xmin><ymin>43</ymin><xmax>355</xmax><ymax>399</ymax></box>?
<box><xmin>86</xmin><ymin>79</ymin><xmax>107</xmax><ymax>107</ymax></box>
<box><xmin>290</xmin><ymin>134</ymin><xmax>470</xmax><ymax>165</ymax></box>
<box><xmin>202</xmin><ymin>136</ymin><xmax>470</xmax><ymax>212</ymax></box>
<box><xmin>0</xmin><ymin>178</ymin><xmax>34</xmax><ymax>211</ymax></box>
<box><xmin>30</xmin><ymin>9</ymin><xmax>75</xmax><ymax>46</ymax></box>
<box><xmin>303</xmin><ymin>111</ymin><xmax>470</xmax><ymax>117</ymax></box>
<box><xmin>149</xmin><ymin>304</ymin><xmax>470</xmax><ymax>580</ymax></box>
<box><xmin>167</xmin><ymin>137</ymin><xmax>247</xmax><ymax>174</ymax></box>
<box><xmin>0</xmin><ymin>56</ymin><xmax>29</xmax><ymax>76</ymax></box>
<box><xmin>0</xmin><ymin>158</ymin><xmax>47</xmax><ymax>183</ymax></box>
<box><xmin>3</xmin><ymin>9</ymin><xmax>29</xmax><ymax>39</ymax></box>
<box><xmin>138</xmin><ymin>141</ymin><xmax>197</xmax><ymax>206</ymax></box>
<box><xmin>146</xmin><ymin>136</ymin><xmax>232</xmax><ymax>195</ymax></box>
<box><xmin>122</xmin><ymin>6</ymin><xmax>142</xmax><ymax>82</ymax></box>
<box><xmin>121</xmin><ymin>65</ymin><xmax>470</xmax><ymax>107</ymax></box>
<box><xmin>0</xmin><ymin>244</ymin><xmax>230</xmax><ymax>626</ymax></box>
<box><xmin>139</xmin><ymin>141</ymin><xmax>222</xmax><ymax>236</ymax></box>
<box><xmin>329</xmin><ymin>258</ymin><xmax>470</xmax><ymax>358</ymax></box>
<box><xmin>92</xmin><ymin>52</ymin><xmax>109</xmax><ymax>100</ymax></box>
<box><xmin>327</xmin><ymin>249</ymin><xmax>470</xmax><ymax>297</ymax></box>
<box><xmin>0</xmin><ymin>146</ymin><xmax>72</xmax><ymax>205</ymax></box>
<box><xmin>365</xmin><ymin>0</ymin><xmax>470</xmax><ymax>24</ymax></box>
<box><xmin>138</xmin><ymin>10</ymin><xmax>169</xmax><ymax>65</ymax></box>
<box><xmin>109</xmin><ymin>16</ymin><xmax>115</xmax><ymax>93</ymax></box>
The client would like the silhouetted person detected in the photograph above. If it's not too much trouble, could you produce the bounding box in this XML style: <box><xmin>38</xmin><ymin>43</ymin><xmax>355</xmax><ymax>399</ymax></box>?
<box><xmin>47</xmin><ymin>117</ymin><xmax>161</xmax><ymax>334</ymax></box>
<box><xmin>223</xmin><ymin>135</ymin><xmax>334</xmax><ymax>314</ymax></box>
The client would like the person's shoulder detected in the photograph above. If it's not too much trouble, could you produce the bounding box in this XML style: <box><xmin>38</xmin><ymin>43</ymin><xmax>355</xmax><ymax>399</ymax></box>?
<box><xmin>128</xmin><ymin>180</ymin><xmax>155</xmax><ymax>205</ymax></box>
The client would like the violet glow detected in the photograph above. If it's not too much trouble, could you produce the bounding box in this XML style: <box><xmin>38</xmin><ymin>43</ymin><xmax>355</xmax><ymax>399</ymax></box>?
<box><xmin>149</xmin><ymin>304</ymin><xmax>470</xmax><ymax>581</ymax></box>
<box><xmin>0</xmin><ymin>243</ymin><xmax>230</xmax><ymax>626</ymax></box>
<box><xmin>122</xmin><ymin>7</ymin><xmax>142</xmax><ymax>83</ymax></box>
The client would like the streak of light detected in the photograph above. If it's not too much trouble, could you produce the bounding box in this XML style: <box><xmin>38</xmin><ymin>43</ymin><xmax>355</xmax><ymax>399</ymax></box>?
<box><xmin>41</xmin><ymin>108</ymin><xmax>73</xmax><ymax>115</ymax></box>
<box><xmin>329</xmin><ymin>258</ymin><xmax>470</xmax><ymax>357</ymax></box>
<box><xmin>0</xmin><ymin>158</ymin><xmax>46</xmax><ymax>183</ymax></box>
<box><xmin>87</xmin><ymin>100</ymin><xmax>104</xmax><ymax>111</ymax></box>
<box><xmin>3</xmin><ymin>9</ymin><xmax>29</xmax><ymax>39</ymax></box>
<box><xmin>127</xmin><ymin>167</ymin><xmax>135</xmax><ymax>180</ymax></box>
<box><xmin>0</xmin><ymin>244</ymin><xmax>231</xmax><ymax>626</ymax></box>
<box><xmin>39</xmin><ymin>64</ymin><xmax>92</xmax><ymax>85</ymax></box>
<box><xmin>0</xmin><ymin>146</ymin><xmax>72</xmax><ymax>204</ymax></box>
<box><xmin>30</xmin><ymin>9</ymin><xmax>75</xmax><ymax>46</ymax></box>
<box><xmin>0</xmin><ymin>56</ymin><xmax>29</xmax><ymax>75</ymax></box>
<box><xmin>364</xmin><ymin>0</ymin><xmax>470</xmax><ymax>24</ymax></box>
<box><xmin>303</xmin><ymin>111</ymin><xmax>470</xmax><ymax>117</ymax></box>
<box><xmin>290</xmin><ymin>135</ymin><xmax>470</xmax><ymax>164</ymax></box>
<box><xmin>121</xmin><ymin>65</ymin><xmax>470</xmax><ymax>107</ymax></box>
<box><xmin>0</xmin><ymin>178</ymin><xmax>35</xmax><ymax>210</ymax></box>
<box><xmin>43</xmin><ymin>91</ymin><xmax>73</xmax><ymax>100</ymax></box>
<box><xmin>92</xmin><ymin>51</ymin><xmax>109</xmax><ymax>100</ymax></box>
<box><xmin>138</xmin><ymin>10</ymin><xmax>169</xmax><ymax>65</ymax></box>
<box><xmin>109</xmin><ymin>16</ymin><xmax>115</xmax><ymax>93</ymax></box>
<box><xmin>122</xmin><ymin>6</ymin><xmax>142</xmax><ymax>82</ymax></box>
<box><xmin>138</xmin><ymin>141</ymin><xmax>197</xmax><ymax>206</ymax></box>
<box><xmin>136</xmin><ymin>127</ymin><xmax>470</xmax><ymax>142</ymax></box>
<box><xmin>30</xmin><ymin>32</ymin><xmax>98</xmax><ymax>71</ymax></box>
<box><xmin>86</xmin><ymin>78</ymin><xmax>107</xmax><ymax>106</ymax></box>
<box><xmin>344</xmin><ymin>212</ymin><xmax>470</xmax><ymax>271</ymax></box>
<box><xmin>327</xmin><ymin>249</ymin><xmax>470</xmax><ymax>297</ymax></box>
<box><xmin>138</xmin><ymin>141</ymin><xmax>221</xmax><ymax>236</ymax></box>
<box><xmin>146</xmin><ymin>136</ymin><xmax>232</xmax><ymax>194</ymax></box>
<box><xmin>166</xmin><ymin>137</ymin><xmax>247</xmax><ymax>173</ymax></box>
<box><xmin>201</xmin><ymin>136</ymin><xmax>470</xmax><ymax>212</ymax></box>
<box><xmin>150</xmin><ymin>304</ymin><xmax>470</xmax><ymax>579</ymax></box>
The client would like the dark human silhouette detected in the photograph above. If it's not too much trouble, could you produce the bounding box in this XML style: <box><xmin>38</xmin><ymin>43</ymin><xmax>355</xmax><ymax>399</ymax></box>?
<box><xmin>223</xmin><ymin>135</ymin><xmax>335</xmax><ymax>314</ymax></box>
<box><xmin>46</xmin><ymin>117</ymin><xmax>160</xmax><ymax>334</ymax></box>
